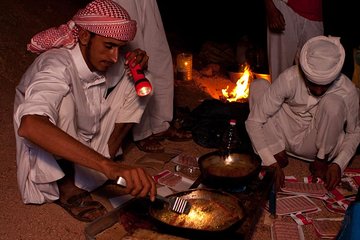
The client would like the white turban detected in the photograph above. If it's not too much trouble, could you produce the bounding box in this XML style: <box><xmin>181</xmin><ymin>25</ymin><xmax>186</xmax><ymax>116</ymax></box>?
<box><xmin>299</xmin><ymin>36</ymin><xmax>345</xmax><ymax>85</ymax></box>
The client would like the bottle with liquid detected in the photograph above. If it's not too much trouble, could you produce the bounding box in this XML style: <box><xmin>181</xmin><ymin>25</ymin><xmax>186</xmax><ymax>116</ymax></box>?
<box><xmin>174</xmin><ymin>164</ymin><xmax>200</xmax><ymax>178</ymax></box>
<box><xmin>173</xmin><ymin>153</ymin><xmax>200</xmax><ymax>178</ymax></box>
<box><xmin>220</xmin><ymin>119</ymin><xmax>241</xmax><ymax>154</ymax></box>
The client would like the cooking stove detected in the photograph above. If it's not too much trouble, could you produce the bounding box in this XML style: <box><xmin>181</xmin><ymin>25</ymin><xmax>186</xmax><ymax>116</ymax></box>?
<box><xmin>223</xmin><ymin>185</ymin><xmax>247</xmax><ymax>193</ymax></box>
<box><xmin>199</xmin><ymin>182</ymin><xmax>247</xmax><ymax>193</ymax></box>
<box><xmin>85</xmin><ymin>167</ymin><xmax>275</xmax><ymax>240</ymax></box>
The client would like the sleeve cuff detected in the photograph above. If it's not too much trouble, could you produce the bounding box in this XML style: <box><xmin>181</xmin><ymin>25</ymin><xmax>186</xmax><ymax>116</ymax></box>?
<box><xmin>258</xmin><ymin>148</ymin><xmax>277</xmax><ymax>166</ymax></box>
<box><xmin>332</xmin><ymin>151</ymin><xmax>352</xmax><ymax>174</ymax></box>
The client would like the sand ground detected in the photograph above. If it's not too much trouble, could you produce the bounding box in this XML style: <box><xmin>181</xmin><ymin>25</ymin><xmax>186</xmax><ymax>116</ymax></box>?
<box><xmin>1</xmin><ymin>1</ymin><xmax>359</xmax><ymax>240</ymax></box>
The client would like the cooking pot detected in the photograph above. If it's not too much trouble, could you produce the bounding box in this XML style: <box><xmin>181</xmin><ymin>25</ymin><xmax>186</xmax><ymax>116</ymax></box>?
<box><xmin>198</xmin><ymin>150</ymin><xmax>261</xmax><ymax>188</ymax></box>
<box><xmin>149</xmin><ymin>188</ymin><xmax>245</xmax><ymax>238</ymax></box>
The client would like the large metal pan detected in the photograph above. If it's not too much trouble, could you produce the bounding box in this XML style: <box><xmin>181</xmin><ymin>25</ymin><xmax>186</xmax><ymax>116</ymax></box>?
<box><xmin>149</xmin><ymin>189</ymin><xmax>245</xmax><ymax>238</ymax></box>
<box><xmin>198</xmin><ymin>150</ymin><xmax>261</xmax><ymax>188</ymax></box>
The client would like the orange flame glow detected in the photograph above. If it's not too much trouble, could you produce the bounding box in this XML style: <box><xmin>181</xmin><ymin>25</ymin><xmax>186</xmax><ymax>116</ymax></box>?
<box><xmin>222</xmin><ymin>65</ymin><xmax>252</xmax><ymax>102</ymax></box>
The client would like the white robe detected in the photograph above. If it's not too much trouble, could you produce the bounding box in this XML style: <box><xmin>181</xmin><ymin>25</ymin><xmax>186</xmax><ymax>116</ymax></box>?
<box><xmin>267</xmin><ymin>0</ymin><xmax>323</xmax><ymax>82</ymax></box>
<box><xmin>111</xmin><ymin>0</ymin><xmax>174</xmax><ymax>141</ymax></box>
<box><xmin>14</xmin><ymin>44</ymin><xmax>148</xmax><ymax>204</ymax></box>
<box><xmin>245</xmin><ymin>66</ymin><xmax>360</xmax><ymax>173</ymax></box>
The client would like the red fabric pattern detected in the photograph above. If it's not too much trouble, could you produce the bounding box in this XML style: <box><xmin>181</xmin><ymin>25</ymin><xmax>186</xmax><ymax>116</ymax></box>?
<box><xmin>287</xmin><ymin>0</ymin><xmax>322</xmax><ymax>21</ymax></box>
<box><xmin>27</xmin><ymin>0</ymin><xmax>136</xmax><ymax>54</ymax></box>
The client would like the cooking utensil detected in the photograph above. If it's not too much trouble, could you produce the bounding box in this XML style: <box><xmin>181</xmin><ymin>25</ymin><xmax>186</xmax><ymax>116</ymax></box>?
<box><xmin>148</xmin><ymin>188</ymin><xmax>245</xmax><ymax>235</ymax></box>
<box><xmin>198</xmin><ymin>150</ymin><xmax>261</xmax><ymax>188</ymax></box>
<box><xmin>116</xmin><ymin>177</ymin><xmax>191</xmax><ymax>214</ymax></box>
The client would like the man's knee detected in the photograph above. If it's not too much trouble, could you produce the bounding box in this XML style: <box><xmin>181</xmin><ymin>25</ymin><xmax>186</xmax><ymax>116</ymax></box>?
<box><xmin>249</xmin><ymin>78</ymin><xmax>270</xmax><ymax>108</ymax></box>
<box><xmin>318</xmin><ymin>94</ymin><xmax>345</xmax><ymax>118</ymax></box>
<box><xmin>250</xmin><ymin>78</ymin><xmax>271</xmax><ymax>91</ymax></box>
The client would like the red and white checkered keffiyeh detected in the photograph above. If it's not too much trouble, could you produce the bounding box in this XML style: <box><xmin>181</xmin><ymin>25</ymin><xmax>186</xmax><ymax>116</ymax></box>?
<box><xmin>27</xmin><ymin>0</ymin><xmax>136</xmax><ymax>54</ymax></box>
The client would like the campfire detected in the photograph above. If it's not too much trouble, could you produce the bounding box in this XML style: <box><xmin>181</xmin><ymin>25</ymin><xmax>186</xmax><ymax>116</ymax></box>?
<box><xmin>221</xmin><ymin>64</ymin><xmax>253</xmax><ymax>103</ymax></box>
<box><xmin>190</xmin><ymin>62</ymin><xmax>270</xmax><ymax>107</ymax></box>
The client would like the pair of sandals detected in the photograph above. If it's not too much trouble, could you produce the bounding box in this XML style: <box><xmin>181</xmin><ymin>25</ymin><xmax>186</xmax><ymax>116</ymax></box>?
<box><xmin>55</xmin><ymin>191</ymin><xmax>107</xmax><ymax>222</ymax></box>
<box><xmin>135</xmin><ymin>127</ymin><xmax>192</xmax><ymax>153</ymax></box>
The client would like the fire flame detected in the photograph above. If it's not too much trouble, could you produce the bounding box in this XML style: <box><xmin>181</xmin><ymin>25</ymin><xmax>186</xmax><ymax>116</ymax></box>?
<box><xmin>222</xmin><ymin>65</ymin><xmax>252</xmax><ymax>102</ymax></box>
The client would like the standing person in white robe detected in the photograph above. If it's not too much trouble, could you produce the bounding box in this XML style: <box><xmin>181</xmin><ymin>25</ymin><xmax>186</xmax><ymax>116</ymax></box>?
<box><xmin>110</xmin><ymin>0</ymin><xmax>191</xmax><ymax>153</ymax></box>
<box><xmin>13</xmin><ymin>0</ymin><xmax>156</xmax><ymax>222</ymax></box>
<box><xmin>245</xmin><ymin>36</ymin><xmax>360</xmax><ymax>191</ymax></box>
<box><xmin>265</xmin><ymin>0</ymin><xmax>323</xmax><ymax>82</ymax></box>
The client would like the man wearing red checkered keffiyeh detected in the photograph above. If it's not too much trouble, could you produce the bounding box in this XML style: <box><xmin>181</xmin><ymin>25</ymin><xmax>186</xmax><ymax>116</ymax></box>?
<box><xmin>14</xmin><ymin>0</ymin><xmax>156</xmax><ymax>222</ymax></box>
<box><xmin>27</xmin><ymin>0</ymin><xmax>137</xmax><ymax>54</ymax></box>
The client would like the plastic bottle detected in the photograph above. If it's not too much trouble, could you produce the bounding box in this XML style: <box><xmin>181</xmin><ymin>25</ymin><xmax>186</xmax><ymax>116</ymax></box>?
<box><xmin>174</xmin><ymin>164</ymin><xmax>200</xmax><ymax>178</ymax></box>
<box><xmin>173</xmin><ymin>153</ymin><xmax>200</xmax><ymax>178</ymax></box>
<box><xmin>220</xmin><ymin>119</ymin><xmax>241</xmax><ymax>154</ymax></box>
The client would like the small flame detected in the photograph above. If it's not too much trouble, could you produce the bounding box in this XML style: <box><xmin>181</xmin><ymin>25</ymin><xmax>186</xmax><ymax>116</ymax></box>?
<box><xmin>222</xmin><ymin>65</ymin><xmax>252</xmax><ymax>102</ymax></box>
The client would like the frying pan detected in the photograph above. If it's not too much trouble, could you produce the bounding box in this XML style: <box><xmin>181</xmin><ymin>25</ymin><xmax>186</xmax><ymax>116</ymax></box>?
<box><xmin>198</xmin><ymin>150</ymin><xmax>261</xmax><ymax>188</ymax></box>
<box><xmin>149</xmin><ymin>189</ymin><xmax>245</xmax><ymax>237</ymax></box>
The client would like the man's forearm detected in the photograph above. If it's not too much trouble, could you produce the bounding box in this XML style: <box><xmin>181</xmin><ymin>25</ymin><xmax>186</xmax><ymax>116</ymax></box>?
<box><xmin>18</xmin><ymin>114</ymin><xmax>110</xmax><ymax>174</ymax></box>
<box><xmin>108</xmin><ymin>122</ymin><xmax>134</xmax><ymax>159</ymax></box>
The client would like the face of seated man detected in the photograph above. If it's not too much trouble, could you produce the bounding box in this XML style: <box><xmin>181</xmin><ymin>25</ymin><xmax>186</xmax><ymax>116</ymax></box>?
<box><xmin>304</xmin><ymin>78</ymin><xmax>333</xmax><ymax>97</ymax></box>
<box><xmin>80</xmin><ymin>30</ymin><xmax>127</xmax><ymax>73</ymax></box>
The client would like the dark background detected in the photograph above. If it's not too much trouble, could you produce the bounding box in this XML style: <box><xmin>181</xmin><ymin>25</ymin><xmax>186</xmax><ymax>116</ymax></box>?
<box><xmin>156</xmin><ymin>0</ymin><xmax>360</xmax><ymax>78</ymax></box>
<box><xmin>157</xmin><ymin>0</ymin><xmax>267</xmax><ymax>53</ymax></box>
<box><xmin>71</xmin><ymin>0</ymin><xmax>360</xmax><ymax>76</ymax></box>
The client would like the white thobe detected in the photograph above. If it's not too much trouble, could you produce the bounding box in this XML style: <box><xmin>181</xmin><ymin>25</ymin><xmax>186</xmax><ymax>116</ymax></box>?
<box><xmin>14</xmin><ymin>44</ymin><xmax>147</xmax><ymax>204</ymax></box>
<box><xmin>110</xmin><ymin>0</ymin><xmax>174</xmax><ymax>141</ymax></box>
<box><xmin>268</xmin><ymin>0</ymin><xmax>323</xmax><ymax>82</ymax></box>
<box><xmin>245</xmin><ymin>66</ymin><xmax>360</xmax><ymax>173</ymax></box>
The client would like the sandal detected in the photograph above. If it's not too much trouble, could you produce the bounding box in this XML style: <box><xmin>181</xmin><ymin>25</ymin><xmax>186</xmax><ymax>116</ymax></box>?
<box><xmin>153</xmin><ymin>127</ymin><xmax>192</xmax><ymax>142</ymax></box>
<box><xmin>55</xmin><ymin>191</ymin><xmax>107</xmax><ymax>222</ymax></box>
<box><xmin>135</xmin><ymin>137</ymin><xmax>164</xmax><ymax>153</ymax></box>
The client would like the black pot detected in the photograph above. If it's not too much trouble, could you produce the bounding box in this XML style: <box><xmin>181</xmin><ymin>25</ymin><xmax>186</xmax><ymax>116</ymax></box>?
<box><xmin>198</xmin><ymin>150</ymin><xmax>261</xmax><ymax>188</ymax></box>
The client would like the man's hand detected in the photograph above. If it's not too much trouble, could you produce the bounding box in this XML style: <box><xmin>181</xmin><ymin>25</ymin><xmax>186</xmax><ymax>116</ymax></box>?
<box><xmin>274</xmin><ymin>150</ymin><xmax>289</xmax><ymax>168</ymax></box>
<box><xmin>269</xmin><ymin>162</ymin><xmax>285</xmax><ymax>191</ymax></box>
<box><xmin>309</xmin><ymin>158</ymin><xmax>328</xmax><ymax>182</ymax></box>
<box><xmin>125</xmin><ymin>48</ymin><xmax>149</xmax><ymax>70</ymax></box>
<box><xmin>265</xmin><ymin>0</ymin><xmax>285</xmax><ymax>33</ymax></box>
<box><xmin>309</xmin><ymin>159</ymin><xmax>341</xmax><ymax>190</ymax></box>
<box><xmin>324</xmin><ymin>163</ymin><xmax>341</xmax><ymax>190</ymax></box>
<box><xmin>105</xmin><ymin>161</ymin><xmax>157</xmax><ymax>201</ymax></box>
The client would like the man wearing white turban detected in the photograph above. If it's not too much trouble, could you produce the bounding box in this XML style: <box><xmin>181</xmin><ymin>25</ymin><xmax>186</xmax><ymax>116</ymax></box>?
<box><xmin>13</xmin><ymin>0</ymin><xmax>156</xmax><ymax>222</ymax></box>
<box><xmin>246</xmin><ymin>36</ymin><xmax>360</xmax><ymax>191</ymax></box>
